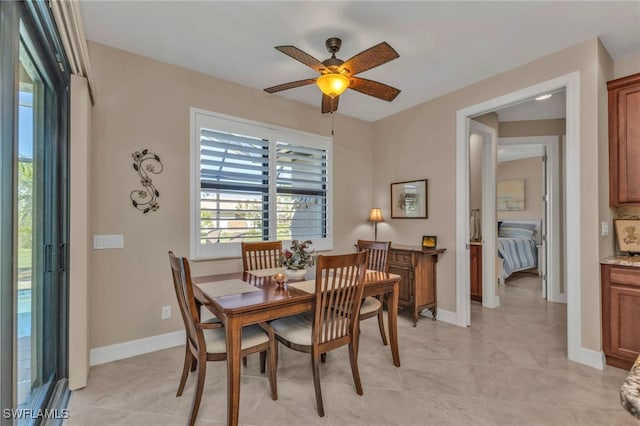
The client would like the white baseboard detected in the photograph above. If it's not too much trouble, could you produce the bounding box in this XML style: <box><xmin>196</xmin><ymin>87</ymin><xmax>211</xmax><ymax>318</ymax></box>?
<box><xmin>420</xmin><ymin>308</ymin><xmax>457</xmax><ymax>325</ymax></box>
<box><xmin>482</xmin><ymin>296</ymin><xmax>501</xmax><ymax>309</ymax></box>
<box><xmin>569</xmin><ymin>347</ymin><xmax>606</xmax><ymax>370</ymax></box>
<box><xmin>90</xmin><ymin>330</ymin><xmax>185</xmax><ymax>366</ymax></box>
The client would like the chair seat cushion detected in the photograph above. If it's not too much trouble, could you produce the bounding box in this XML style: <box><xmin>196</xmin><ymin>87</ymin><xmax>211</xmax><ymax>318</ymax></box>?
<box><xmin>360</xmin><ymin>296</ymin><xmax>382</xmax><ymax>315</ymax></box>
<box><xmin>203</xmin><ymin>324</ymin><xmax>269</xmax><ymax>354</ymax></box>
<box><xmin>270</xmin><ymin>313</ymin><xmax>313</xmax><ymax>346</ymax></box>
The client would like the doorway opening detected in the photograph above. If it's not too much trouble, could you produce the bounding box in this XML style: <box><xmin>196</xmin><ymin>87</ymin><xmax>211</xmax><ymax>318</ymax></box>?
<box><xmin>455</xmin><ymin>72</ymin><xmax>601</xmax><ymax>369</ymax></box>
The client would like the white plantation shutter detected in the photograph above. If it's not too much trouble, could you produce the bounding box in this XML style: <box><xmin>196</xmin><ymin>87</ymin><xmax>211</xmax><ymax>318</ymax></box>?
<box><xmin>191</xmin><ymin>110</ymin><xmax>332</xmax><ymax>259</ymax></box>
<box><xmin>276</xmin><ymin>141</ymin><xmax>327</xmax><ymax>241</ymax></box>
<box><xmin>199</xmin><ymin>129</ymin><xmax>269</xmax><ymax>244</ymax></box>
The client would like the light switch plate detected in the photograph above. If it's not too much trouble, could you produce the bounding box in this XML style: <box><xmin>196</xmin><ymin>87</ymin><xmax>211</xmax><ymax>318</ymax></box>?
<box><xmin>601</xmin><ymin>221</ymin><xmax>609</xmax><ymax>237</ymax></box>
<box><xmin>93</xmin><ymin>234</ymin><xmax>124</xmax><ymax>249</ymax></box>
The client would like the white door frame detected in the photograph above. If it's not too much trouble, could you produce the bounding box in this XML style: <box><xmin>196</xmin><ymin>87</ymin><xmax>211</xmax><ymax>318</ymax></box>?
<box><xmin>469</xmin><ymin>120</ymin><xmax>499</xmax><ymax>313</ymax></box>
<box><xmin>455</xmin><ymin>71</ymin><xmax>601</xmax><ymax>369</ymax></box>
<box><xmin>497</xmin><ymin>136</ymin><xmax>565</xmax><ymax>304</ymax></box>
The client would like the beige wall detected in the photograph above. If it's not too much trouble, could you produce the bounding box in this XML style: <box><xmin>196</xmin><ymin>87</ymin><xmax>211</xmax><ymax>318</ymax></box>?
<box><xmin>472</xmin><ymin>112</ymin><xmax>499</xmax><ymax>130</ymax></box>
<box><xmin>598</xmin><ymin>41</ymin><xmax>616</xmax><ymax>263</ymax></box>
<box><xmin>69</xmin><ymin>75</ymin><xmax>91</xmax><ymax>388</ymax></box>
<box><xmin>88</xmin><ymin>42</ymin><xmax>374</xmax><ymax>349</ymax></box>
<box><xmin>497</xmin><ymin>157</ymin><xmax>543</xmax><ymax>221</ymax></box>
<box><xmin>371</xmin><ymin>38</ymin><xmax>604</xmax><ymax>350</ymax></box>
<box><xmin>499</xmin><ymin>119</ymin><xmax>565</xmax><ymax>137</ymax></box>
<box><xmin>613</xmin><ymin>53</ymin><xmax>640</xmax><ymax>79</ymax></box>
<box><xmin>469</xmin><ymin>134</ymin><xmax>482</xmax><ymax>213</ymax></box>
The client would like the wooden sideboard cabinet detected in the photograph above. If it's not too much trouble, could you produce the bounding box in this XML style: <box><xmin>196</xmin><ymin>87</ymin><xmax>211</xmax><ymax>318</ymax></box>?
<box><xmin>601</xmin><ymin>263</ymin><xmax>640</xmax><ymax>369</ymax></box>
<box><xmin>608</xmin><ymin>73</ymin><xmax>640</xmax><ymax>206</ymax></box>
<box><xmin>470</xmin><ymin>243</ymin><xmax>482</xmax><ymax>302</ymax></box>
<box><xmin>388</xmin><ymin>245</ymin><xmax>446</xmax><ymax>325</ymax></box>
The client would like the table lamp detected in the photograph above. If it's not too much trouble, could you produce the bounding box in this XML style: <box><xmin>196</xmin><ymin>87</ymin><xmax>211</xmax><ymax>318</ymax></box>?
<box><xmin>368</xmin><ymin>208</ymin><xmax>384</xmax><ymax>241</ymax></box>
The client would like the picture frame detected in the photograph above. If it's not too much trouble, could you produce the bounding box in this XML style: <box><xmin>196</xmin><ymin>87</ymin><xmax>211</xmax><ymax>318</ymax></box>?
<box><xmin>614</xmin><ymin>218</ymin><xmax>640</xmax><ymax>254</ymax></box>
<box><xmin>497</xmin><ymin>178</ymin><xmax>525</xmax><ymax>211</ymax></box>
<box><xmin>390</xmin><ymin>179</ymin><xmax>428</xmax><ymax>218</ymax></box>
<box><xmin>422</xmin><ymin>235</ymin><xmax>437</xmax><ymax>249</ymax></box>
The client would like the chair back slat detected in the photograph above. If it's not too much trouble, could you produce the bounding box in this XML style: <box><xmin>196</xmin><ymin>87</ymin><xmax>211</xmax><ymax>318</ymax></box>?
<box><xmin>168</xmin><ymin>252</ymin><xmax>204</xmax><ymax>352</ymax></box>
<box><xmin>356</xmin><ymin>240</ymin><xmax>391</xmax><ymax>272</ymax></box>
<box><xmin>241</xmin><ymin>241</ymin><xmax>283</xmax><ymax>271</ymax></box>
<box><xmin>313</xmin><ymin>252</ymin><xmax>367</xmax><ymax>345</ymax></box>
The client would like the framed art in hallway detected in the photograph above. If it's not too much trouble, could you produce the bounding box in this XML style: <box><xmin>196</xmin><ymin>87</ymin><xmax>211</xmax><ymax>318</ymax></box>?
<box><xmin>497</xmin><ymin>178</ymin><xmax>525</xmax><ymax>211</ymax></box>
<box><xmin>391</xmin><ymin>179</ymin><xmax>428</xmax><ymax>218</ymax></box>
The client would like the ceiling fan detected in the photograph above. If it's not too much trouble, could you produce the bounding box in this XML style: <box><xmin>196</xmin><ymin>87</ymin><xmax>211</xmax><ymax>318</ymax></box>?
<box><xmin>264</xmin><ymin>37</ymin><xmax>401</xmax><ymax>113</ymax></box>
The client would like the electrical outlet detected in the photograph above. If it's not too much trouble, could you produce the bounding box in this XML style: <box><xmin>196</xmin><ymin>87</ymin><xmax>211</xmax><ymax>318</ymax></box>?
<box><xmin>161</xmin><ymin>305</ymin><xmax>171</xmax><ymax>320</ymax></box>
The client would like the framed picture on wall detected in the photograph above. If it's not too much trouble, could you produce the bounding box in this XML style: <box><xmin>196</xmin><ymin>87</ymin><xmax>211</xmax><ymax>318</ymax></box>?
<box><xmin>497</xmin><ymin>178</ymin><xmax>525</xmax><ymax>211</ymax></box>
<box><xmin>390</xmin><ymin>179</ymin><xmax>428</xmax><ymax>218</ymax></box>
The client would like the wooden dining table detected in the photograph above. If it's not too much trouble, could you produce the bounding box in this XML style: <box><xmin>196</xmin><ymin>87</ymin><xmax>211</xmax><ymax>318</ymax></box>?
<box><xmin>192</xmin><ymin>269</ymin><xmax>401</xmax><ymax>426</ymax></box>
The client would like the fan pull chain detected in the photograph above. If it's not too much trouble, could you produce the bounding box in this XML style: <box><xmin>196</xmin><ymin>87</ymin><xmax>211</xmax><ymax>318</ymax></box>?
<box><xmin>331</xmin><ymin>111</ymin><xmax>334</xmax><ymax>136</ymax></box>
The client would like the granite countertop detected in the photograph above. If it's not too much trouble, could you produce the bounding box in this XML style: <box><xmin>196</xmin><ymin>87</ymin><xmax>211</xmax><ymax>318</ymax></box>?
<box><xmin>621</xmin><ymin>355</ymin><xmax>640</xmax><ymax>419</ymax></box>
<box><xmin>601</xmin><ymin>256</ymin><xmax>640</xmax><ymax>268</ymax></box>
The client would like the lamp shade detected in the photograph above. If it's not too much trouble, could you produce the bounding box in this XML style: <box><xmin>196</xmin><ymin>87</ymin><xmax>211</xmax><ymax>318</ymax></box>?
<box><xmin>368</xmin><ymin>208</ymin><xmax>384</xmax><ymax>222</ymax></box>
<box><xmin>316</xmin><ymin>73</ymin><xmax>349</xmax><ymax>98</ymax></box>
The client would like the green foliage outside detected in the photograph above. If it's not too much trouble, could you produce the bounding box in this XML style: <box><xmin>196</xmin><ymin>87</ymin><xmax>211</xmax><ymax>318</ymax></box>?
<box><xmin>17</xmin><ymin>161</ymin><xmax>32</xmax><ymax>271</ymax></box>
<box><xmin>200</xmin><ymin>195</ymin><xmax>297</xmax><ymax>243</ymax></box>
<box><xmin>18</xmin><ymin>248</ymin><xmax>32</xmax><ymax>270</ymax></box>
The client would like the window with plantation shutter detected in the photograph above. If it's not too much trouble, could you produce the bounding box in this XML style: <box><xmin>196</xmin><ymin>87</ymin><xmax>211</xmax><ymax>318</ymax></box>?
<box><xmin>191</xmin><ymin>109</ymin><xmax>332</xmax><ymax>259</ymax></box>
<box><xmin>276</xmin><ymin>141</ymin><xmax>327</xmax><ymax>241</ymax></box>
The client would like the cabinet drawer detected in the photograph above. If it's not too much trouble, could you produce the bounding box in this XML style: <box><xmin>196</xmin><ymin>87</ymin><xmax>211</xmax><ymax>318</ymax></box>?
<box><xmin>390</xmin><ymin>251</ymin><xmax>413</xmax><ymax>265</ymax></box>
<box><xmin>608</xmin><ymin>266</ymin><xmax>640</xmax><ymax>288</ymax></box>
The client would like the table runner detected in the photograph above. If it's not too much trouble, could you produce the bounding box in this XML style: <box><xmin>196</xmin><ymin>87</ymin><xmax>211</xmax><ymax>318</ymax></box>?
<box><xmin>197</xmin><ymin>279</ymin><xmax>261</xmax><ymax>298</ymax></box>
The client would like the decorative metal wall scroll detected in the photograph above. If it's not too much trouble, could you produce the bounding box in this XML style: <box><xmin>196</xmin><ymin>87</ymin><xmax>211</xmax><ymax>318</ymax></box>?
<box><xmin>130</xmin><ymin>149</ymin><xmax>163</xmax><ymax>214</ymax></box>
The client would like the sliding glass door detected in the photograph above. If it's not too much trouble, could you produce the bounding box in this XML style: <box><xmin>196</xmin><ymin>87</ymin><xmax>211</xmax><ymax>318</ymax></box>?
<box><xmin>1</xmin><ymin>1</ymin><xmax>69</xmax><ymax>424</ymax></box>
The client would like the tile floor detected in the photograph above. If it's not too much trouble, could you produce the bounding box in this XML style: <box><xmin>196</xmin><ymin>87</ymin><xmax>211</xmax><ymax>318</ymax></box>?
<box><xmin>66</xmin><ymin>273</ymin><xmax>637</xmax><ymax>425</ymax></box>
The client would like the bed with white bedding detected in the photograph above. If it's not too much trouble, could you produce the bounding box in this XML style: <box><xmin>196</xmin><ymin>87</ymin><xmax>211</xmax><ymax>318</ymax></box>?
<box><xmin>497</xmin><ymin>220</ymin><xmax>540</xmax><ymax>282</ymax></box>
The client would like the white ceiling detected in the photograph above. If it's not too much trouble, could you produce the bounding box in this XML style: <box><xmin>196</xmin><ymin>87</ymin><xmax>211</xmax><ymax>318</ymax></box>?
<box><xmin>497</xmin><ymin>145</ymin><xmax>545</xmax><ymax>163</ymax></box>
<box><xmin>79</xmin><ymin>1</ymin><xmax>640</xmax><ymax>122</ymax></box>
<box><xmin>496</xmin><ymin>90</ymin><xmax>566</xmax><ymax>122</ymax></box>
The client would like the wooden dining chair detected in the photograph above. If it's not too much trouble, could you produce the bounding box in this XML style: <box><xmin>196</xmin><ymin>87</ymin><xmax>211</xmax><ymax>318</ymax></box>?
<box><xmin>268</xmin><ymin>251</ymin><xmax>368</xmax><ymax>417</ymax></box>
<box><xmin>241</xmin><ymin>241</ymin><xmax>283</xmax><ymax>271</ymax></box>
<box><xmin>356</xmin><ymin>239</ymin><xmax>391</xmax><ymax>345</ymax></box>
<box><xmin>168</xmin><ymin>252</ymin><xmax>278</xmax><ymax>426</ymax></box>
<box><xmin>239</xmin><ymin>241</ymin><xmax>283</xmax><ymax>367</ymax></box>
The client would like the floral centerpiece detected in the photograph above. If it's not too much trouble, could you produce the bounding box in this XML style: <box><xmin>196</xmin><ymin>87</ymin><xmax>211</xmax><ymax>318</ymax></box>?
<box><xmin>280</xmin><ymin>240</ymin><xmax>317</xmax><ymax>271</ymax></box>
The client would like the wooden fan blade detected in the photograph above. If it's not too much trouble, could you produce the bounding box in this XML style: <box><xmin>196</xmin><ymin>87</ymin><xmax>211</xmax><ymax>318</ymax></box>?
<box><xmin>264</xmin><ymin>78</ymin><xmax>316</xmax><ymax>93</ymax></box>
<box><xmin>349</xmin><ymin>77</ymin><xmax>401</xmax><ymax>102</ymax></box>
<box><xmin>338</xmin><ymin>42</ymin><xmax>399</xmax><ymax>76</ymax></box>
<box><xmin>275</xmin><ymin>46</ymin><xmax>327</xmax><ymax>73</ymax></box>
<box><xmin>321</xmin><ymin>94</ymin><xmax>339</xmax><ymax>113</ymax></box>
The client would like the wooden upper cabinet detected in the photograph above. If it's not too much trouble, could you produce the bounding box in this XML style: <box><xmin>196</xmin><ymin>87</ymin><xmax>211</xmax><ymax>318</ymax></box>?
<box><xmin>608</xmin><ymin>73</ymin><xmax>640</xmax><ymax>206</ymax></box>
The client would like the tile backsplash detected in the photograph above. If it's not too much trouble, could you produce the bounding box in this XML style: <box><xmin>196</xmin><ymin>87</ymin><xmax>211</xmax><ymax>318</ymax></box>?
<box><xmin>616</xmin><ymin>206</ymin><xmax>640</xmax><ymax>218</ymax></box>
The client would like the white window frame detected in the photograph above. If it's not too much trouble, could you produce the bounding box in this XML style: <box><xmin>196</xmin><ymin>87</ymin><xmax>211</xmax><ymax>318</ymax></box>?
<box><xmin>190</xmin><ymin>108</ymin><xmax>333</xmax><ymax>260</ymax></box>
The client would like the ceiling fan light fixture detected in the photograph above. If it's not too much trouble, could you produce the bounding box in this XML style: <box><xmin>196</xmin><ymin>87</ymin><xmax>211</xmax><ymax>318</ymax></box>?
<box><xmin>316</xmin><ymin>73</ymin><xmax>349</xmax><ymax>98</ymax></box>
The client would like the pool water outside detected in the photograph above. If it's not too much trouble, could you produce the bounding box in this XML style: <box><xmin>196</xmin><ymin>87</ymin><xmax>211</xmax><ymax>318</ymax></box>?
<box><xmin>18</xmin><ymin>289</ymin><xmax>31</xmax><ymax>338</ymax></box>
<box><xmin>17</xmin><ymin>288</ymin><xmax>32</xmax><ymax>406</ymax></box>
